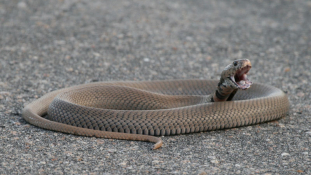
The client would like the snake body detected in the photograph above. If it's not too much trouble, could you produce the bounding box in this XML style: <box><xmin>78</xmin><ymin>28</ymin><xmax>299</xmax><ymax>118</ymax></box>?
<box><xmin>22</xmin><ymin>60</ymin><xmax>289</xmax><ymax>149</ymax></box>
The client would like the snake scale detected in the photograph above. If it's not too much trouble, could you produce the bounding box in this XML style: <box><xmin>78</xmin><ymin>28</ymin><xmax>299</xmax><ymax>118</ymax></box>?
<box><xmin>22</xmin><ymin>59</ymin><xmax>289</xmax><ymax>149</ymax></box>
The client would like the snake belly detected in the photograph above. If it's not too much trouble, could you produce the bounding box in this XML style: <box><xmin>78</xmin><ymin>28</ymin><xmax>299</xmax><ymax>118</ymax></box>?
<box><xmin>22</xmin><ymin>79</ymin><xmax>289</xmax><ymax>149</ymax></box>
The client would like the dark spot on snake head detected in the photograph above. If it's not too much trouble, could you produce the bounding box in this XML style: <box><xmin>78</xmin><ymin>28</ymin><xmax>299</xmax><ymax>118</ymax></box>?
<box><xmin>233</xmin><ymin>61</ymin><xmax>238</xmax><ymax>66</ymax></box>
<box><xmin>218</xmin><ymin>82</ymin><xmax>221</xmax><ymax>87</ymax></box>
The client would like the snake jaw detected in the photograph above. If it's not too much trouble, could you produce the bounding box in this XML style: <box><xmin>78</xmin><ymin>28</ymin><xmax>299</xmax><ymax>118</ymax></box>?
<box><xmin>229</xmin><ymin>64</ymin><xmax>252</xmax><ymax>90</ymax></box>
<box><xmin>214</xmin><ymin>59</ymin><xmax>253</xmax><ymax>102</ymax></box>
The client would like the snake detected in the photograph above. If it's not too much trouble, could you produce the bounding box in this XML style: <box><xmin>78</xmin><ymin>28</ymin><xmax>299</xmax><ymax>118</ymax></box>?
<box><xmin>22</xmin><ymin>59</ymin><xmax>289</xmax><ymax>149</ymax></box>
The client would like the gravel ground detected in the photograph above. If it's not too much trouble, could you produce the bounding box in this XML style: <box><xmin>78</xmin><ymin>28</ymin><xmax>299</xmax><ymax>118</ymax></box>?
<box><xmin>1</xmin><ymin>0</ymin><xmax>311</xmax><ymax>174</ymax></box>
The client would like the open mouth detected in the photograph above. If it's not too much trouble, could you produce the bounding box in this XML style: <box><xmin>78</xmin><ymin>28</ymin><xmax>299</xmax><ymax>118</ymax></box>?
<box><xmin>229</xmin><ymin>65</ymin><xmax>252</xmax><ymax>90</ymax></box>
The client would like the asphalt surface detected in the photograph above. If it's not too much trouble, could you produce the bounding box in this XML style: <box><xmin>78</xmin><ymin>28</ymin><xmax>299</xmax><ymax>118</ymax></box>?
<box><xmin>1</xmin><ymin>0</ymin><xmax>311</xmax><ymax>174</ymax></box>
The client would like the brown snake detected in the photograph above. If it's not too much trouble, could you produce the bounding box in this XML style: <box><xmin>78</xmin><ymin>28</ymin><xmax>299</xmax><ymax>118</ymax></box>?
<box><xmin>22</xmin><ymin>59</ymin><xmax>289</xmax><ymax>149</ymax></box>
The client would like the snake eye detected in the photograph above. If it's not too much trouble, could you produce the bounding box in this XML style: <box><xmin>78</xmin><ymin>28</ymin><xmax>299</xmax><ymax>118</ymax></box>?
<box><xmin>233</xmin><ymin>61</ymin><xmax>238</xmax><ymax>66</ymax></box>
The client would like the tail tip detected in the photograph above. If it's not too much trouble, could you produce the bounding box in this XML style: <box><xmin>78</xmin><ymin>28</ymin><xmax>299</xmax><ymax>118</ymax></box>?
<box><xmin>152</xmin><ymin>140</ymin><xmax>163</xmax><ymax>150</ymax></box>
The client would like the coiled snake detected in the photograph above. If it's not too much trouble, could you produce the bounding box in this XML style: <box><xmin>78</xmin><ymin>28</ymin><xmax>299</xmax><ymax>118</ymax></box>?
<box><xmin>22</xmin><ymin>59</ymin><xmax>289</xmax><ymax>149</ymax></box>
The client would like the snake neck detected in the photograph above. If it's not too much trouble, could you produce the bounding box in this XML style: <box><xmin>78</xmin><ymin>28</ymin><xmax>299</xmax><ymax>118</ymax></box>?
<box><xmin>210</xmin><ymin>79</ymin><xmax>238</xmax><ymax>102</ymax></box>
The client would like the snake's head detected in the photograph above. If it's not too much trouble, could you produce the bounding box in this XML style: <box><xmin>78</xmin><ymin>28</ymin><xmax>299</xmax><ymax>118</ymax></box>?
<box><xmin>221</xmin><ymin>59</ymin><xmax>252</xmax><ymax>90</ymax></box>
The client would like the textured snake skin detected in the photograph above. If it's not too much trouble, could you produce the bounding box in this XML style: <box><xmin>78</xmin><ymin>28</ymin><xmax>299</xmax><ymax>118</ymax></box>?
<box><xmin>22</xmin><ymin>79</ymin><xmax>289</xmax><ymax>149</ymax></box>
